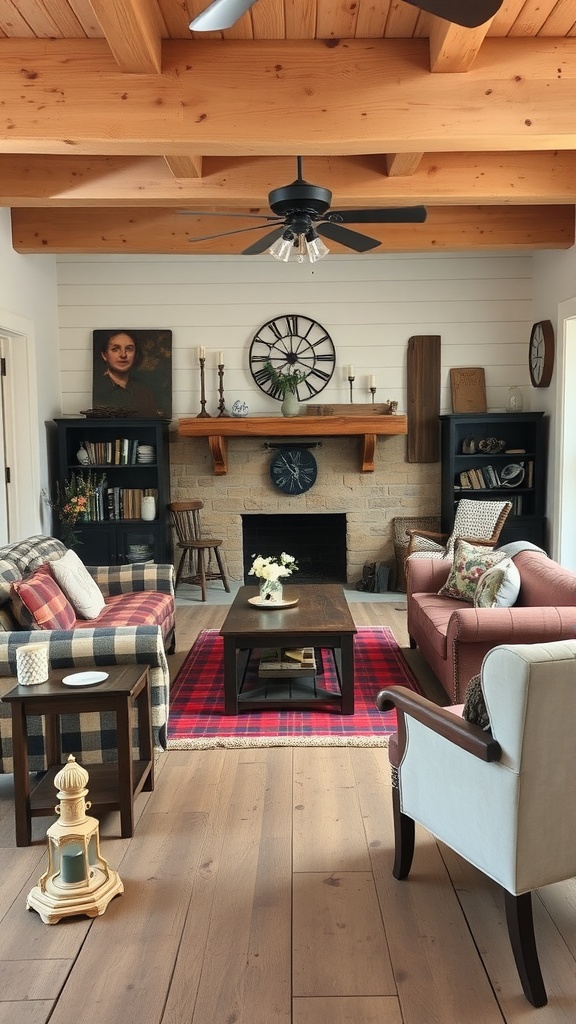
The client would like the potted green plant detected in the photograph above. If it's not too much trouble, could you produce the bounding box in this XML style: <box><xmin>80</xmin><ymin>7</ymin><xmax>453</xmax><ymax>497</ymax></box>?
<box><xmin>264</xmin><ymin>361</ymin><xmax>307</xmax><ymax>416</ymax></box>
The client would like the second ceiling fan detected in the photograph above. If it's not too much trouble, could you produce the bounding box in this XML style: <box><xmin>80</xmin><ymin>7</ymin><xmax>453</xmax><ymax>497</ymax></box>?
<box><xmin>190</xmin><ymin>0</ymin><xmax>504</xmax><ymax>32</ymax></box>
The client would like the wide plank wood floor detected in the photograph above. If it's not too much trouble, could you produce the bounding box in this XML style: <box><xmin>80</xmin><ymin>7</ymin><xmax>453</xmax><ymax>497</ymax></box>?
<box><xmin>1</xmin><ymin>593</ymin><xmax>576</xmax><ymax>1022</ymax></box>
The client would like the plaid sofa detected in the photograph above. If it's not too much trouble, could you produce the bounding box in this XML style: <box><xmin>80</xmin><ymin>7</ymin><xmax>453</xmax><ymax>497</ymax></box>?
<box><xmin>0</xmin><ymin>535</ymin><xmax>175</xmax><ymax>772</ymax></box>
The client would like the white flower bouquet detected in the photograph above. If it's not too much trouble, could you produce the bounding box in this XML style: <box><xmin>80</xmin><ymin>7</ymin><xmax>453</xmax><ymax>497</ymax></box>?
<box><xmin>249</xmin><ymin>552</ymin><xmax>298</xmax><ymax>601</ymax></box>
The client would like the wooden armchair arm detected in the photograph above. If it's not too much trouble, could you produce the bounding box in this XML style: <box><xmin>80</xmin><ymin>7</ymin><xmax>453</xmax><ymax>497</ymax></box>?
<box><xmin>405</xmin><ymin>528</ymin><xmax>447</xmax><ymax>557</ymax></box>
<box><xmin>406</xmin><ymin>528</ymin><xmax>447</xmax><ymax>544</ymax></box>
<box><xmin>377</xmin><ymin>685</ymin><xmax>502</xmax><ymax>762</ymax></box>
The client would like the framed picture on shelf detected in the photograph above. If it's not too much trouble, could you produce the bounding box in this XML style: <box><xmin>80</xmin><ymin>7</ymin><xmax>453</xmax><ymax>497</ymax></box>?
<box><xmin>92</xmin><ymin>329</ymin><xmax>172</xmax><ymax>418</ymax></box>
<box><xmin>450</xmin><ymin>367</ymin><xmax>487</xmax><ymax>413</ymax></box>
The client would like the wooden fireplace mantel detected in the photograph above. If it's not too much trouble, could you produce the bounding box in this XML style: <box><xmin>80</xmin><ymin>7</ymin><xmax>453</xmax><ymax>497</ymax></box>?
<box><xmin>177</xmin><ymin>414</ymin><xmax>408</xmax><ymax>475</ymax></box>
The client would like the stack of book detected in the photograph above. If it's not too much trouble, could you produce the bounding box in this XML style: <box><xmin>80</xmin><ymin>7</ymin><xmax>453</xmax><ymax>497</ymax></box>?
<box><xmin>258</xmin><ymin>648</ymin><xmax>317</xmax><ymax>678</ymax></box>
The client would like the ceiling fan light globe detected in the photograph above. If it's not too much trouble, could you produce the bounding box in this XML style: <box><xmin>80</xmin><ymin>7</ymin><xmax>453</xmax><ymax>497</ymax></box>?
<box><xmin>306</xmin><ymin>234</ymin><xmax>330</xmax><ymax>262</ymax></box>
<box><xmin>269</xmin><ymin>234</ymin><xmax>294</xmax><ymax>262</ymax></box>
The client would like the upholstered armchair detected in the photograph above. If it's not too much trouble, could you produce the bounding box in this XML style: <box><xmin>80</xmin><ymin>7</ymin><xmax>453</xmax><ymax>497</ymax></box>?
<box><xmin>378</xmin><ymin>640</ymin><xmax>576</xmax><ymax>1007</ymax></box>
<box><xmin>405</xmin><ymin>498</ymin><xmax>512</xmax><ymax>560</ymax></box>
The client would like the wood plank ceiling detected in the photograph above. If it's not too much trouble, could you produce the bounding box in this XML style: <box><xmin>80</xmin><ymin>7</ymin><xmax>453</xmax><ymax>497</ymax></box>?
<box><xmin>2</xmin><ymin>0</ymin><xmax>576</xmax><ymax>255</ymax></box>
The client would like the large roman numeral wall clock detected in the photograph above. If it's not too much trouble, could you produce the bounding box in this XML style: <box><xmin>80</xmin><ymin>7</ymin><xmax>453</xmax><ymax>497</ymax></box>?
<box><xmin>249</xmin><ymin>314</ymin><xmax>336</xmax><ymax>400</ymax></box>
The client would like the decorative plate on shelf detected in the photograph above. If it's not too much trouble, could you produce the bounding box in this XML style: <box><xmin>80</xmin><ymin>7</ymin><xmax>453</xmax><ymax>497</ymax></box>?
<box><xmin>500</xmin><ymin>463</ymin><xmax>525</xmax><ymax>488</ymax></box>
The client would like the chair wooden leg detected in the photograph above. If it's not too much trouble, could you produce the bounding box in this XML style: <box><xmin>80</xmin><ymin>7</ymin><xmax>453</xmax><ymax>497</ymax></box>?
<box><xmin>174</xmin><ymin>548</ymin><xmax>186</xmax><ymax>589</ymax></box>
<box><xmin>198</xmin><ymin>549</ymin><xmax>207</xmax><ymax>601</ymax></box>
<box><xmin>391</xmin><ymin>784</ymin><xmax>415</xmax><ymax>880</ymax></box>
<box><xmin>504</xmin><ymin>890</ymin><xmax>547</xmax><ymax>1007</ymax></box>
<box><xmin>214</xmin><ymin>547</ymin><xmax>230</xmax><ymax>592</ymax></box>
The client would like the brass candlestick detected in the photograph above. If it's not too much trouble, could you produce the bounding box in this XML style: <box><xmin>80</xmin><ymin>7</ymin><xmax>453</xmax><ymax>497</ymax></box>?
<box><xmin>370</xmin><ymin>387</ymin><xmax>377</xmax><ymax>404</ymax></box>
<box><xmin>217</xmin><ymin>364</ymin><xmax>230</xmax><ymax>417</ymax></box>
<box><xmin>197</xmin><ymin>357</ymin><xmax>211</xmax><ymax>418</ymax></box>
<box><xmin>348</xmin><ymin>375</ymin><xmax>355</xmax><ymax>403</ymax></box>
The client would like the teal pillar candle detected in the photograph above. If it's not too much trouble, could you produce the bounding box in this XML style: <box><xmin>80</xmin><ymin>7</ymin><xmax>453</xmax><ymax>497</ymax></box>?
<box><xmin>60</xmin><ymin>843</ymin><xmax>85</xmax><ymax>884</ymax></box>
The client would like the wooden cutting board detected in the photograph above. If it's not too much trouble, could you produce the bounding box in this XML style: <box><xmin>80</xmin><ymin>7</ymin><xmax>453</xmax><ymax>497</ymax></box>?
<box><xmin>407</xmin><ymin>335</ymin><xmax>441</xmax><ymax>462</ymax></box>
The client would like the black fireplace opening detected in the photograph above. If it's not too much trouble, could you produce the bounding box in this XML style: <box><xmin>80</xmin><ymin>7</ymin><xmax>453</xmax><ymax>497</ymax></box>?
<box><xmin>242</xmin><ymin>513</ymin><xmax>347</xmax><ymax>584</ymax></box>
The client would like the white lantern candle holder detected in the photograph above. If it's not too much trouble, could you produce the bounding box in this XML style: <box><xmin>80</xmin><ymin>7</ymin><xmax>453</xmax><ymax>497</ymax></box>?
<box><xmin>26</xmin><ymin>755</ymin><xmax>123</xmax><ymax>924</ymax></box>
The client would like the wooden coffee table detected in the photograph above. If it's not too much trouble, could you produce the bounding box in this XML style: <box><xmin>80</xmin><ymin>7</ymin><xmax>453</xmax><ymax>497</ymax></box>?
<box><xmin>219</xmin><ymin>583</ymin><xmax>357</xmax><ymax>714</ymax></box>
<box><xmin>3</xmin><ymin>664</ymin><xmax>154</xmax><ymax>847</ymax></box>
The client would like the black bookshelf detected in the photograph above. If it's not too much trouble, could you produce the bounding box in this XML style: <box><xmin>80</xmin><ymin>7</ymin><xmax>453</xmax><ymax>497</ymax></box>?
<box><xmin>53</xmin><ymin>418</ymin><xmax>171</xmax><ymax>565</ymax></box>
<box><xmin>440</xmin><ymin>412</ymin><xmax>548</xmax><ymax>550</ymax></box>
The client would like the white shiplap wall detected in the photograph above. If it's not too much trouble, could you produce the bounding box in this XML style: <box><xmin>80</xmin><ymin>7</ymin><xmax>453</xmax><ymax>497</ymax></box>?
<box><xmin>57</xmin><ymin>251</ymin><xmax>534</xmax><ymax>418</ymax></box>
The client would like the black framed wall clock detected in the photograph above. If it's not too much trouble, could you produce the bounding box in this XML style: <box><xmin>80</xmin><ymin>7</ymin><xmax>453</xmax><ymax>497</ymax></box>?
<box><xmin>270</xmin><ymin>447</ymin><xmax>318</xmax><ymax>494</ymax></box>
<box><xmin>529</xmin><ymin>320</ymin><xmax>554</xmax><ymax>388</ymax></box>
<box><xmin>249</xmin><ymin>314</ymin><xmax>336</xmax><ymax>400</ymax></box>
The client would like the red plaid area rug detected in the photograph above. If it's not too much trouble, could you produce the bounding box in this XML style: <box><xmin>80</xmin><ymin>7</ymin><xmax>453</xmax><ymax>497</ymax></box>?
<box><xmin>167</xmin><ymin>625</ymin><xmax>422</xmax><ymax>749</ymax></box>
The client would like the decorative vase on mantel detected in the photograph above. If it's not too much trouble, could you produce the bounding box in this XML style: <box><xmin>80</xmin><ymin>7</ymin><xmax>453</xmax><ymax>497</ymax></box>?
<box><xmin>281</xmin><ymin>391</ymin><xmax>300</xmax><ymax>417</ymax></box>
<box><xmin>259</xmin><ymin>579</ymin><xmax>284</xmax><ymax>603</ymax></box>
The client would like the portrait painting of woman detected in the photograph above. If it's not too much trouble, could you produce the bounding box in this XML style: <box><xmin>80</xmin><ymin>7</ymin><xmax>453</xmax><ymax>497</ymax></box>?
<box><xmin>92</xmin><ymin>329</ymin><xmax>172</xmax><ymax>418</ymax></box>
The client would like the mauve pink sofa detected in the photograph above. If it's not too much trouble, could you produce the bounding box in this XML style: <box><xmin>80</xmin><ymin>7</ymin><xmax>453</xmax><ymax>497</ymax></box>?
<box><xmin>406</xmin><ymin>548</ymin><xmax>576</xmax><ymax>702</ymax></box>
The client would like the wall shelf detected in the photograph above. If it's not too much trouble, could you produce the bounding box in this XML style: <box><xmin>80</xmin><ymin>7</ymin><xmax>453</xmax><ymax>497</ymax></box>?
<box><xmin>177</xmin><ymin>415</ymin><xmax>408</xmax><ymax>474</ymax></box>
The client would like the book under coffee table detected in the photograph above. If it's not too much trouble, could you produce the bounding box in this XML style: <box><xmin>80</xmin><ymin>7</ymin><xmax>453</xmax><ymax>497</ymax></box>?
<box><xmin>219</xmin><ymin>583</ymin><xmax>357</xmax><ymax>714</ymax></box>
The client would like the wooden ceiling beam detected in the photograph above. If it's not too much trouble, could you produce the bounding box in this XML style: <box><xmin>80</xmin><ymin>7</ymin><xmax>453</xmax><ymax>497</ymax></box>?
<box><xmin>164</xmin><ymin>155</ymin><xmax>203</xmax><ymax>178</ymax></box>
<box><xmin>1</xmin><ymin>152</ymin><xmax>575</xmax><ymax>206</ymax></box>
<box><xmin>11</xmin><ymin>204</ymin><xmax>574</xmax><ymax>254</ymax></box>
<box><xmin>1</xmin><ymin>38</ymin><xmax>576</xmax><ymax>155</ymax></box>
<box><xmin>428</xmin><ymin>21</ymin><xmax>491</xmax><ymax>72</ymax></box>
<box><xmin>88</xmin><ymin>0</ymin><xmax>165</xmax><ymax>73</ymax></box>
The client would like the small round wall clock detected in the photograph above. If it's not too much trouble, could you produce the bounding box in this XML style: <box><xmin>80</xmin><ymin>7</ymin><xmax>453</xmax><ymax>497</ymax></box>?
<box><xmin>249</xmin><ymin>314</ymin><xmax>336</xmax><ymax>400</ymax></box>
<box><xmin>529</xmin><ymin>320</ymin><xmax>554</xmax><ymax>388</ymax></box>
<box><xmin>270</xmin><ymin>447</ymin><xmax>317</xmax><ymax>494</ymax></box>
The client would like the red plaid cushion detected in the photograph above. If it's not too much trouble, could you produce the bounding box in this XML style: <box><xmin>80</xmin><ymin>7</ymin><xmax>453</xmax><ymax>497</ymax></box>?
<box><xmin>11</xmin><ymin>563</ymin><xmax>76</xmax><ymax>630</ymax></box>
<box><xmin>79</xmin><ymin>591</ymin><xmax>174</xmax><ymax>641</ymax></box>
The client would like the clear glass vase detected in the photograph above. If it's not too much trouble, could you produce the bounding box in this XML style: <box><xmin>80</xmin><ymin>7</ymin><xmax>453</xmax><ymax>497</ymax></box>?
<box><xmin>506</xmin><ymin>386</ymin><xmax>524</xmax><ymax>412</ymax></box>
<box><xmin>259</xmin><ymin>579</ymin><xmax>284</xmax><ymax>603</ymax></box>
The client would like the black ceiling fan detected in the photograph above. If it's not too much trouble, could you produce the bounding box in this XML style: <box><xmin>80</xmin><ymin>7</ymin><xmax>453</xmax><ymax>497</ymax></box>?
<box><xmin>190</xmin><ymin>0</ymin><xmax>503</xmax><ymax>32</ymax></box>
<box><xmin>183</xmin><ymin>157</ymin><xmax>427</xmax><ymax>259</ymax></box>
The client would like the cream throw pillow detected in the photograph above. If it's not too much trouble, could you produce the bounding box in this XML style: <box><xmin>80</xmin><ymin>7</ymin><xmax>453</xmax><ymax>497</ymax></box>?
<box><xmin>473</xmin><ymin>558</ymin><xmax>521</xmax><ymax>608</ymax></box>
<box><xmin>51</xmin><ymin>549</ymin><xmax>106</xmax><ymax>619</ymax></box>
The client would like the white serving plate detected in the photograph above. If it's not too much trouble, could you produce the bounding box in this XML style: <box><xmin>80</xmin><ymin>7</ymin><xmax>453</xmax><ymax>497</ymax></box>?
<box><xmin>248</xmin><ymin>596</ymin><xmax>299</xmax><ymax>609</ymax></box>
<box><xmin>62</xmin><ymin>671</ymin><xmax>109</xmax><ymax>687</ymax></box>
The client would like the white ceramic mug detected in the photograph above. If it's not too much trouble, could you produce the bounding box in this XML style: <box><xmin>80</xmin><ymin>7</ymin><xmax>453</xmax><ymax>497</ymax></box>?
<box><xmin>16</xmin><ymin>642</ymin><xmax>50</xmax><ymax>686</ymax></box>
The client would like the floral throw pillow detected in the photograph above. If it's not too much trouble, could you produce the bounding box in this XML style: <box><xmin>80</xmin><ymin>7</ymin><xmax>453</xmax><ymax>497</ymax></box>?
<box><xmin>462</xmin><ymin>673</ymin><xmax>491</xmax><ymax>731</ymax></box>
<box><xmin>438</xmin><ymin>539</ymin><xmax>507</xmax><ymax>603</ymax></box>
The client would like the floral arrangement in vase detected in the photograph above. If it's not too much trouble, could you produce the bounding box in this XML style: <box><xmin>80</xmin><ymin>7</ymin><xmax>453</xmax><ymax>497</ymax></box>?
<box><xmin>43</xmin><ymin>471</ymin><xmax>105</xmax><ymax>548</ymax></box>
<box><xmin>249</xmin><ymin>551</ymin><xmax>299</xmax><ymax>602</ymax></box>
<box><xmin>264</xmin><ymin>361</ymin><xmax>308</xmax><ymax>416</ymax></box>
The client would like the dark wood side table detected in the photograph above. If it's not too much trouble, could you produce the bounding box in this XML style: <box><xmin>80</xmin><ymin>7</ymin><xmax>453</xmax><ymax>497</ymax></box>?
<box><xmin>3</xmin><ymin>664</ymin><xmax>154</xmax><ymax>847</ymax></box>
<box><xmin>220</xmin><ymin>583</ymin><xmax>357</xmax><ymax>715</ymax></box>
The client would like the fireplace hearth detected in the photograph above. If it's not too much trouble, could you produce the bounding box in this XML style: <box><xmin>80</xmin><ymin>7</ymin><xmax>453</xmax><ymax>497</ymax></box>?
<box><xmin>242</xmin><ymin>513</ymin><xmax>346</xmax><ymax>584</ymax></box>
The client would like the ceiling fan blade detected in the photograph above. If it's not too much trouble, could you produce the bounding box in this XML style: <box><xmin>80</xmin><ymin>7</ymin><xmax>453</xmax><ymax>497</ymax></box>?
<box><xmin>327</xmin><ymin>206</ymin><xmax>427</xmax><ymax>225</ymax></box>
<box><xmin>402</xmin><ymin>0</ymin><xmax>503</xmax><ymax>28</ymax></box>
<box><xmin>189</xmin><ymin>0</ymin><xmax>258</xmax><ymax>31</ymax></box>
<box><xmin>316</xmin><ymin>222</ymin><xmax>381</xmax><ymax>253</ymax></box>
<box><xmin>180</xmin><ymin>210</ymin><xmax>278</xmax><ymax>222</ymax></box>
<box><xmin>187</xmin><ymin>222</ymin><xmax>282</xmax><ymax>243</ymax></box>
<box><xmin>242</xmin><ymin>228</ymin><xmax>285</xmax><ymax>255</ymax></box>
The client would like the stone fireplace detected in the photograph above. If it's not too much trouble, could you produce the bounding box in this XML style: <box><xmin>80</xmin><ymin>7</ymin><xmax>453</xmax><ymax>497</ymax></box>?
<box><xmin>169</xmin><ymin>431</ymin><xmax>439</xmax><ymax>587</ymax></box>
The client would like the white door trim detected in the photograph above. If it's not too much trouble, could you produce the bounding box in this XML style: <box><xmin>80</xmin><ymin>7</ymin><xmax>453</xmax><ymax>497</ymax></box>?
<box><xmin>553</xmin><ymin>297</ymin><xmax>576</xmax><ymax>569</ymax></box>
<box><xmin>0</xmin><ymin>310</ymin><xmax>40</xmax><ymax>543</ymax></box>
